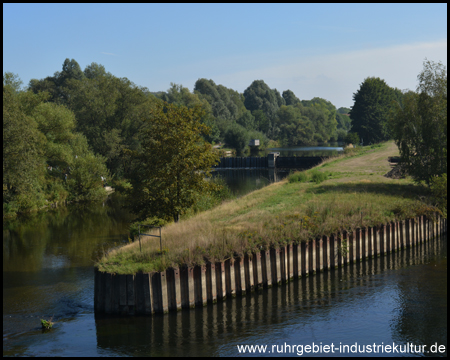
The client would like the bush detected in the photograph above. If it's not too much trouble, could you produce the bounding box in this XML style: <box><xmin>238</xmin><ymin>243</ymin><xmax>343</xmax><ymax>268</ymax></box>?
<box><xmin>336</xmin><ymin>129</ymin><xmax>347</xmax><ymax>141</ymax></box>
<box><xmin>309</xmin><ymin>169</ymin><xmax>328</xmax><ymax>184</ymax></box>
<box><xmin>185</xmin><ymin>176</ymin><xmax>234</xmax><ymax>216</ymax></box>
<box><xmin>45</xmin><ymin>180</ymin><xmax>69</xmax><ymax>203</ymax></box>
<box><xmin>224</xmin><ymin>123</ymin><xmax>249</xmax><ymax>156</ymax></box>
<box><xmin>3</xmin><ymin>202</ymin><xmax>19</xmax><ymax>218</ymax></box>
<box><xmin>430</xmin><ymin>173</ymin><xmax>447</xmax><ymax>216</ymax></box>
<box><xmin>112</xmin><ymin>178</ymin><xmax>132</xmax><ymax>192</ymax></box>
<box><xmin>288</xmin><ymin>171</ymin><xmax>309</xmax><ymax>183</ymax></box>
<box><xmin>210</xmin><ymin>176</ymin><xmax>233</xmax><ymax>202</ymax></box>
<box><xmin>344</xmin><ymin>132</ymin><xmax>360</xmax><ymax>146</ymax></box>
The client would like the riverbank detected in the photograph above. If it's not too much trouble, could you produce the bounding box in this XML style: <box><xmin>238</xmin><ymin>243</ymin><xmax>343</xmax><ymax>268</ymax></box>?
<box><xmin>97</xmin><ymin>141</ymin><xmax>443</xmax><ymax>275</ymax></box>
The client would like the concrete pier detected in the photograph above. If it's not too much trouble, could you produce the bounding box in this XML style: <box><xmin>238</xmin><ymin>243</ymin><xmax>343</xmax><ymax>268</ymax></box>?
<box><xmin>94</xmin><ymin>214</ymin><xmax>447</xmax><ymax>315</ymax></box>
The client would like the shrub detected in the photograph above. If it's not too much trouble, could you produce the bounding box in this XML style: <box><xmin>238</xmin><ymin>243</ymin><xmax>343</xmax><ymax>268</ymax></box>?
<box><xmin>288</xmin><ymin>171</ymin><xmax>309</xmax><ymax>183</ymax></box>
<box><xmin>112</xmin><ymin>179</ymin><xmax>132</xmax><ymax>192</ymax></box>
<box><xmin>430</xmin><ymin>173</ymin><xmax>447</xmax><ymax>216</ymax></box>
<box><xmin>309</xmin><ymin>169</ymin><xmax>328</xmax><ymax>184</ymax></box>
<box><xmin>224</xmin><ymin>123</ymin><xmax>249</xmax><ymax>156</ymax></box>
<box><xmin>344</xmin><ymin>132</ymin><xmax>360</xmax><ymax>146</ymax></box>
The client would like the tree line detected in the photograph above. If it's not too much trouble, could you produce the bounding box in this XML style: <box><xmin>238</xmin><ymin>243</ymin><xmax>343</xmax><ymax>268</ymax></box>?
<box><xmin>3</xmin><ymin>58</ymin><xmax>446</xmax><ymax>220</ymax></box>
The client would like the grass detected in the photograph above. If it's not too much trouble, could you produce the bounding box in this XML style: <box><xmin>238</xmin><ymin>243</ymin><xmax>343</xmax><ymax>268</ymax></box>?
<box><xmin>97</xmin><ymin>141</ymin><xmax>441</xmax><ymax>275</ymax></box>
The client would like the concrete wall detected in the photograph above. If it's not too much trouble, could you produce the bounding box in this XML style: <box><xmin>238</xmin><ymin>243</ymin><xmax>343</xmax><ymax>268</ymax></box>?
<box><xmin>94</xmin><ymin>214</ymin><xmax>447</xmax><ymax>315</ymax></box>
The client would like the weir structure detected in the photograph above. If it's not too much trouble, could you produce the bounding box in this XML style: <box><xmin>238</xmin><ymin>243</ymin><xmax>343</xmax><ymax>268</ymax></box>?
<box><xmin>94</xmin><ymin>214</ymin><xmax>447</xmax><ymax>316</ymax></box>
<box><xmin>213</xmin><ymin>156</ymin><xmax>328</xmax><ymax>169</ymax></box>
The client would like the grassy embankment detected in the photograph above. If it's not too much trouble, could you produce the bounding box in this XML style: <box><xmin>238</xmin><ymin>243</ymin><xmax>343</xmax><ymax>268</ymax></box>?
<box><xmin>97</xmin><ymin>141</ymin><xmax>440</xmax><ymax>275</ymax></box>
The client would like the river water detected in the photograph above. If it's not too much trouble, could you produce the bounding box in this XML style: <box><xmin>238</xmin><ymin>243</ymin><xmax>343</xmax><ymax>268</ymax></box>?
<box><xmin>212</xmin><ymin>144</ymin><xmax>344</xmax><ymax>197</ymax></box>
<box><xmin>3</xmin><ymin>142</ymin><xmax>447</xmax><ymax>357</ymax></box>
<box><xmin>3</xmin><ymin>192</ymin><xmax>447</xmax><ymax>357</ymax></box>
<box><xmin>262</xmin><ymin>142</ymin><xmax>344</xmax><ymax>157</ymax></box>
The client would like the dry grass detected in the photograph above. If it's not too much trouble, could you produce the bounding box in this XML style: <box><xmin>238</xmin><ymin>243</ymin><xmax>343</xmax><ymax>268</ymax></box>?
<box><xmin>97</xmin><ymin>141</ymin><xmax>440</xmax><ymax>274</ymax></box>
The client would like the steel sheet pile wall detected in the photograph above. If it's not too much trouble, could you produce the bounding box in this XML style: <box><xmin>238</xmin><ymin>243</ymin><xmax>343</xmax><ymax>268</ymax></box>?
<box><xmin>95</xmin><ymin>214</ymin><xmax>447</xmax><ymax>315</ymax></box>
<box><xmin>214</xmin><ymin>156</ymin><xmax>328</xmax><ymax>169</ymax></box>
<box><xmin>214</xmin><ymin>157</ymin><xmax>268</xmax><ymax>169</ymax></box>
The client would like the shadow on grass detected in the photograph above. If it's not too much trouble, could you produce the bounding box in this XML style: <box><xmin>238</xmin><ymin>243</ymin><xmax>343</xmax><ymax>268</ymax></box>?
<box><xmin>308</xmin><ymin>182</ymin><xmax>430</xmax><ymax>199</ymax></box>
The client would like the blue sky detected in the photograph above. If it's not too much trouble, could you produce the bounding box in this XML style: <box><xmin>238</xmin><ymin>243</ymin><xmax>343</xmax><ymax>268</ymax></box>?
<box><xmin>3</xmin><ymin>3</ymin><xmax>447</xmax><ymax>108</ymax></box>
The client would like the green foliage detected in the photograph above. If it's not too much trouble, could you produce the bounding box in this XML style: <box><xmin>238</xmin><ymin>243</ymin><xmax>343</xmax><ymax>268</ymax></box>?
<box><xmin>127</xmin><ymin>101</ymin><xmax>220</xmax><ymax>222</ymax></box>
<box><xmin>276</xmin><ymin>104</ymin><xmax>314</xmax><ymax>146</ymax></box>
<box><xmin>430</xmin><ymin>173</ymin><xmax>447</xmax><ymax>216</ymax></box>
<box><xmin>338</xmin><ymin>238</ymin><xmax>349</xmax><ymax>257</ymax></box>
<box><xmin>3</xmin><ymin>72</ymin><xmax>23</xmax><ymax>93</ymax></box>
<box><xmin>252</xmin><ymin>109</ymin><xmax>271</xmax><ymax>134</ymax></box>
<box><xmin>288</xmin><ymin>171</ymin><xmax>309</xmax><ymax>183</ymax></box>
<box><xmin>129</xmin><ymin>217</ymin><xmax>167</xmax><ymax>239</ymax></box>
<box><xmin>83</xmin><ymin>62</ymin><xmax>107</xmax><ymax>79</ymax></box>
<box><xmin>282</xmin><ymin>89</ymin><xmax>301</xmax><ymax>106</ymax></box>
<box><xmin>344</xmin><ymin>132</ymin><xmax>360</xmax><ymax>145</ymax></box>
<box><xmin>66</xmin><ymin>152</ymin><xmax>109</xmax><ymax>201</ymax></box>
<box><xmin>247</xmin><ymin>129</ymin><xmax>269</xmax><ymax>149</ymax></box>
<box><xmin>309</xmin><ymin>169</ymin><xmax>328</xmax><ymax>184</ymax></box>
<box><xmin>4</xmin><ymin>73</ymin><xmax>109</xmax><ymax>216</ymax></box>
<box><xmin>186</xmin><ymin>176</ymin><xmax>234</xmax><ymax>216</ymax></box>
<box><xmin>112</xmin><ymin>178</ymin><xmax>132</xmax><ymax>192</ymax></box>
<box><xmin>243</xmin><ymin>80</ymin><xmax>285</xmax><ymax>138</ymax></box>
<box><xmin>41</xmin><ymin>318</ymin><xmax>53</xmax><ymax>330</ymax></box>
<box><xmin>158</xmin><ymin>82</ymin><xmax>220</xmax><ymax>144</ymax></box>
<box><xmin>224</xmin><ymin>123</ymin><xmax>249</xmax><ymax>156</ymax></box>
<box><xmin>335</xmin><ymin>128</ymin><xmax>348</xmax><ymax>141</ymax></box>
<box><xmin>389</xmin><ymin>60</ymin><xmax>447</xmax><ymax>185</ymax></box>
<box><xmin>194</xmin><ymin>79</ymin><xmax>246</xmax><ymax>123</ymax></box>
<box><xmin>69</xmin><ymin>73</ymin><xmax>152</xmax><ymax>176</ymax></box>
<box><xmin>350</xmin><ymin>77</ymin><xmax>401</xmax><ymax>144</ymax></box>
<box><xmin>29</xmin><ymin>58</ymin><xmax>84</xmax><ymax>105</ymax></box>
<box><xmin>288</xmin><ymin>169</ymin><xmax>329</xmax><ymax>184</ymax></box>
<box><xmin>236</xmin><ymin>110</ymin><xmax>255</xmax><ymax>130</ymax></box>
<box><xmin>336</xmin><ymin>112</ymin><xmax>352</xmax><ymax>131</ymax></box>
<box><xmin>276</xmin><ymin>97</ymin><xmax>338</xmax><ymax>146</ymax></box>
<box><xmin>3</xmin><ymin>84</ymin><xmax>47</xmax><ymax>215</ymax></box>
<box><xmin>301</xmin><ymin>97</ymin><xmax>338</xmax><ymax>142</ymax></box>
<box><xmin>337</xmin><ymin>107</ymin><xmax>351</xmax><ymax>115</ymax></box>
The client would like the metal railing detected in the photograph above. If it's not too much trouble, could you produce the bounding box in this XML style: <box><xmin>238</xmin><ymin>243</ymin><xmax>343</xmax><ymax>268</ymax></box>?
<box><xmin>138</xmin><ymin>224</ymin><xmax>162</xmax><ymax>253</ymax></box>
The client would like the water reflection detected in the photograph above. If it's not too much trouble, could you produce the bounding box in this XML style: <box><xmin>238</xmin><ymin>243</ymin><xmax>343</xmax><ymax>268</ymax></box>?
<box><xmin>262</xmin><ymin>143</ymin><xmax>344</xmax><ymax>157</ymax></box>
<box><xmin>214</xmin><ymin>144</ymin><xmax>344</xmax><ymax>197</ymax></box>
<box><xmin>95</xmin><ymin>236</ymin><xmax>447</xmax><ymax>357</ymax></box>
<box><xmin>3</xmin><ymin>195</ymin><xmax>135</xmax><ymax>348</ymax></box>
<box><xmin>2</xmin><ymin>191</ymin><xmax>447</xmax><ymax>357</ymax></box>
<box><xmin>212</xmin><ymin>169</ymin><xmax>289</xmax><ymax>197</ymax></box>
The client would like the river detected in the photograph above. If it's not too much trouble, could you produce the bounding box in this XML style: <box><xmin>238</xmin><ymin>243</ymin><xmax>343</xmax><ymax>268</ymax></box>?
<box><xmin>3</xmin><ymin>192</ymin><xmax>447</xmax><ymax>357</ymax></box>
<box><xmin>212</xmin><ymin>143</ymin><xmax>344</xmax><ymax>197</ymax></box>
<box><xmin>3</xmin><ymin>145</ymin><xmax>447</xmax><ymax>356</ymax></box>
<box><xmin>262</xmin><ymin>142</ymin><xmax>344</xmax><ymax>157</ymax></box>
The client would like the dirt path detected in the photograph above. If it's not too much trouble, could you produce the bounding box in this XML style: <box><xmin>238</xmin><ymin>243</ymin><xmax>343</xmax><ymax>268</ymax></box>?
<box><xmin>323</xmin><ymin>141</ymin><xmax>401</xmax><ymax>182</ymax></box>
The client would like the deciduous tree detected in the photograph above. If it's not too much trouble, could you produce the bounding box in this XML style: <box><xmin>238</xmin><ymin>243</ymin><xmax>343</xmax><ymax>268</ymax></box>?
<box><xmin>127</xmin><ymin>102</ymin><xmax>220</xmax><ymax>222</ymax></box>
<box><xmin>350</xmin><ymin>77</ymin><xmax>400</xmax><ymax>144</ymax></box>
<box><xmin>276</xmin><ymin>104</ymin><xmax>314</xmax><ymax>146</ymax></box>
<box><xmin>3</xmin><ymin>84</ymin><xmax>46</xmax><ymax>214</ymax></box>
<box><xmin>224</xmin><ymin>123</ymin><xmax>249</xmax><ymax>156</ymax></box>
<box><xmin>390</xmin><ymin>60</ymin><xmax>447</xmax><ymax>185</ymax></box>
<box><xmin>282</xmin><ymin>89</ymin><xmax>300</xmax><ymax>106</ymax></box>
